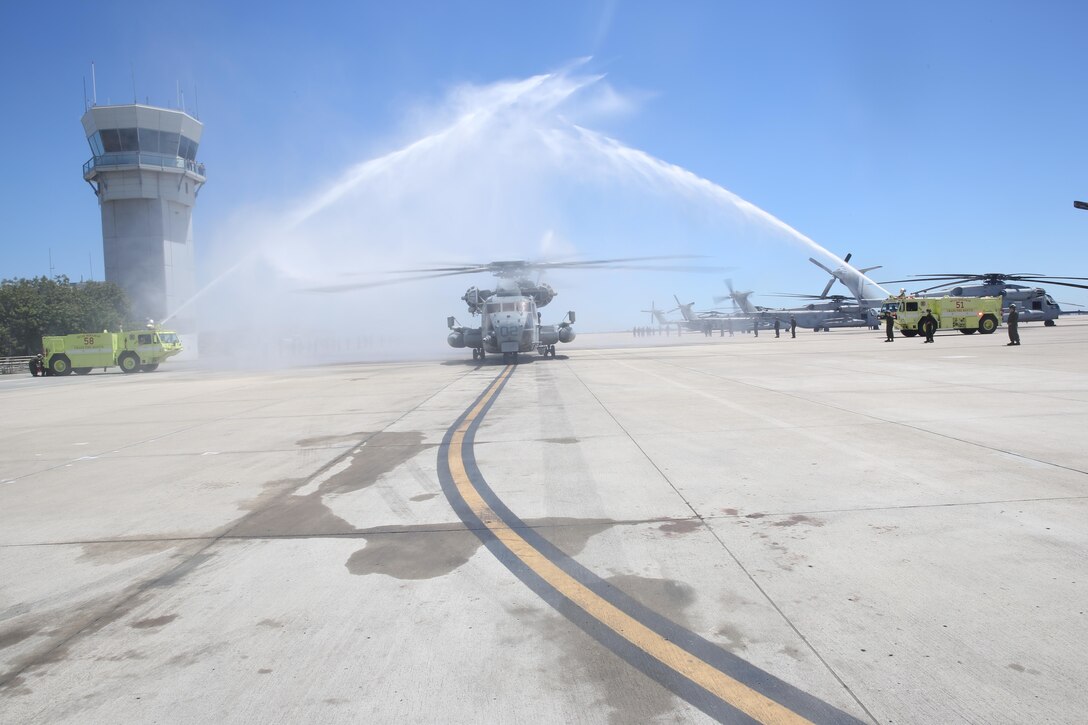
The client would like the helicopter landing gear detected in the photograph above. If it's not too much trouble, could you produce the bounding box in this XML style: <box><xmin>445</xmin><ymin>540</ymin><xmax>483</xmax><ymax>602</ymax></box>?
<box><xmin>472</xmin><ymin>348</ymin><xmax>486</xmax><ymax>361</ymax></box>
<box><xmin>502</xmin><ymin>352</ymin><xmax>518</xmax><ymax>364</ymax></box>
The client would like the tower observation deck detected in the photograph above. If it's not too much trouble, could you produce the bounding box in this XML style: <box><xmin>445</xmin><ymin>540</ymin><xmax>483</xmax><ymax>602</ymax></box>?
<box><xmin>81</xmin><ymin>104</ymin><xmax>205</xmax><ymax>331</ymax></box>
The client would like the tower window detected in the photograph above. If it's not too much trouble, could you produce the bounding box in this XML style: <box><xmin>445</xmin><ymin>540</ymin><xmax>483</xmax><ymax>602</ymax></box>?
<box><xmin>138</xmin><ymin>128</ymin><xmax>162</xmax><ymax>154</ymax></box>
<box><xmin>100</xmin><ymin>129</ymin><xmax>121</xmax><ymax>152</ymax></box>
<box><xmin>118</xmin><ymin>128</ymin><xmax>139</xmax><ymax>152</ymax></box>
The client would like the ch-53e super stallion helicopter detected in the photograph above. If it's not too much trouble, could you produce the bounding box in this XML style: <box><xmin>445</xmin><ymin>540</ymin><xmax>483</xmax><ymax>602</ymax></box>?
<box><xmin>308</xmin><ymin>256</ymin><xmax>712</xmax><ymax>363</ymax></box>
<box><xmin>444</xmin><ymin>260</ymin><xmax>575</xmax><ymax>363</ymax></box>
<box><xmin>444</xmin><ymin>258</ymin><xmax>714</xmax><ymax>362</ymax></box>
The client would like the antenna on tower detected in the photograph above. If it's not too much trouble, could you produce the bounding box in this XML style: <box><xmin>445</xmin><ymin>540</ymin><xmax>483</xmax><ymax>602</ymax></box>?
<box><xmin>83</xmin><ymin>76</ymin><xmax>88</xmax><ymax>111</ymax></box>
<box><xmin>91</xmin><ymin>61</ymin><xmax>97</xmax><ymax>105</ymax></box>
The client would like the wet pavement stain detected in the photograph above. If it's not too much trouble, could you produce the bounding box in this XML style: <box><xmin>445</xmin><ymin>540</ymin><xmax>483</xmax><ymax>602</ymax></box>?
<box><xmin>1008</xmin><ymin>663</ymin><xmax>1041</xmax><ymax>675</ymax></box>
<box><xmin>130</xmin><ymin>614</ymin><xmax>178</xmax><ymax>629</ymax></box>
<box><xmin>321</xmin><ymin>433</ymin><xmax>433</xmax><ymax>496</ymax></box>
<box><xmin>295</xmin><ymin>432</ymin><xmax>371</xmax><ymax>448</ymax></box>
<box><xmin>77</xmin><ymin>539</ymin><xmax>180</xmax><ymax>566</ymax></box>
<box><xmin>605</xmin><ymin>574</ymin><xmax>697</xmax><ymax>632</ymax></box>
<box><xmin>543</xmin><ymin>437</ymin><xmax>580</xmax><ymax>445</ymax></box>
<box><xmin>501</xmin><ymin>599</ymin><xmax>683</xmax><ymax>724</ymax></box>
<box><xmin>409</xmin><ymin>493</ymin><xmax>438</xmax><ymax>502</ymax></box>
<box><xmin>771</xmin><ymin>514</ymin><xmax>825</xmax><ymax>528</ymax></box>
<box><xmin>0</xmin><ymin>591</ymin><xmax>153</xmax><ymax>697</ymax></box>
<box><xmin>713</xmin><ymin>622</ymin><xmax>751</xmax><ymax>653</ymax></box>
<box><xmin>345</xmin><ymin>517</ymin><xmax>614</xmax><ymax>580</ymax></box>
<box><xmin>93</xmin><ymin>649</ymin><xmax>147</xmax><ymax>662</ymax></box>
<box><xmin>0</xmin><ymin>627</ymin><xmax>36</xmax><ymax>651</ymax></box>
<box><xmin>233</xmin><ymin>432</ymin><xmax>432</xmax><ymax>538</ymax></box>
<box><xmin>657</xmin><ymin>519</ymin><xmax>701</xmax><ymax>536</ymax></box>
<box><xmin>257</xmin><ymin>619</ymin><xmax>283</xmax><ymax>629</ymax></box>
<box><xmin>345</xmin><ymin>527</ymin><xmax>480</xmax><ymax>580</ymax></box>
<box><xmin>526</xmin><ymin>518</ymin><xmax>614</xmax><ymax>558</ymax></box>
<box><xmin>779</xmin><ymin>645</ymin><xmax>805</xmax><ymax>662</ymax></box>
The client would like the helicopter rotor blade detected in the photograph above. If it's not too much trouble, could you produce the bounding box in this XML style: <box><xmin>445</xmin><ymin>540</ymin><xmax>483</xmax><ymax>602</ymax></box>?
<box><xmin>396</xmin><ymin>256</ymin><xmax>730</xmax><ymax>277</ymax></box>
<box><xmin>1002</xmin><ymin>277</ymin><xmax>1088</xmax><ymax>290</ymax></box>
<box><xmin>1018</xmin><ymin>279</ymin><xmax>1088</xmax><ymax>291</ymax></box>
<box><xmin>298</xmin><ymin>268</ymin><xmax>481</xmax><ymax>293</ymax></box>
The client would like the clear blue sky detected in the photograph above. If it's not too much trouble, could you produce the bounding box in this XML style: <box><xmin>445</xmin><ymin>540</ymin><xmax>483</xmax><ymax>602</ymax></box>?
<box><xmin>3</xmin><ymin>1</ymin><xmax>1087</xmax><ymax>324</ymax></box>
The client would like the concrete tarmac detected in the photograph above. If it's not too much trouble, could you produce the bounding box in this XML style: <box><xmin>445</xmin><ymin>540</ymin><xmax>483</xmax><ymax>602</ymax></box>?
<box><xmin>2</xmin><ymin>321</ymin><xmax>1087</xmax><ymax>723</ymax></box>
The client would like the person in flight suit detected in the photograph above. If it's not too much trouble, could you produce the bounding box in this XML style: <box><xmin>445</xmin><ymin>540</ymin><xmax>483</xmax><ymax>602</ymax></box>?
<box><xmin>774</xmin><ymin>318</ymin><xmax>781</xmax><ymax>338</ymax></box>
<box><xmin>921</xmin><ymin>309</ymin><xmax>936</xmax><ymax>343</ymax></box>
<box><xmin>1006</xmin><ymin>304</ymin><xmax>1020</xmax><ymax>346</ymax></box>
<box><xmin>884</xmin><ymin>309</ymin><xmax>895</xmax><ymax>342</ymax></box>
<box><xmin>790</xmin><ymin>316</ymin><xmax>797</xmax><ymax>338</ymax></box>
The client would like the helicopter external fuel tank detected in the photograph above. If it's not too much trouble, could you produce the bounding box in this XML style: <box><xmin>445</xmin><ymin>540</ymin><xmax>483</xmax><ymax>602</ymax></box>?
<box><xmin>539</xmin><ymin>325</ymin><xmax>576</xmax><ymax>345</ymax></box>
<box><xmin>447</xmin><ymin>328</ymin><xmax>483</xmax><ymax>348</ymax></box>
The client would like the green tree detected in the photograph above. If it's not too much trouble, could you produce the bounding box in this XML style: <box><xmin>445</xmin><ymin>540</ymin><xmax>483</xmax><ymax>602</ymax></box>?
<box><xmin>0</xmin><ymin>276</ymin><xmax>131</xmax><ymax>355</ymax></box>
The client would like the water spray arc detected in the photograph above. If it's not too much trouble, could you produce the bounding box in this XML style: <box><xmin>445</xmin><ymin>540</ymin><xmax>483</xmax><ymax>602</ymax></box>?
<box><xmin>180</xmin><ymin>62</ymin><xmax>883</xmax><ymax>352</ymax></box>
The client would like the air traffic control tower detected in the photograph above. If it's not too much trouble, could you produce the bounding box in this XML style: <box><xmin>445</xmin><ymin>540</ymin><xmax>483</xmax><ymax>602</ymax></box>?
<box><xmin>81</xmin><ymin>104</ymin><xmax>205</xmax><ymax>331</ymax></box>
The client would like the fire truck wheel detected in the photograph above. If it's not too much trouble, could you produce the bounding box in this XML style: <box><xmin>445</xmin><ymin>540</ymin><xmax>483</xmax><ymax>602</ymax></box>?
<box><xmin>901</xmin><ymin>330</ymin><xmax>918</xmax><ymax>338</ymax></box>
<box><xmin>74</xmin><ymin>367</ymin><xmax>92</xmax><ymax>374</ymax></box>
<box><xmin>50</xmin><ymin>355</ymin><xmax>72</xmax><ymax>376</ymax></box>
<box><xmin>119</xmin><ymin>353</ymin><xmax>141</xmax><ymax>374</ymax></box>
<box><xmin>959</xmin><ymin>329</ymin><xmax>976</xmax><ymax>335</ymax></box>
<box><xmin>978</xmin><ymin>315</ymin><xmax>998</xmax><ymax>334</ymax></box>
<box><xmin>141</xmin><ymin>363</ymin><xmax>160</xmax><ymax>372</ymax></box>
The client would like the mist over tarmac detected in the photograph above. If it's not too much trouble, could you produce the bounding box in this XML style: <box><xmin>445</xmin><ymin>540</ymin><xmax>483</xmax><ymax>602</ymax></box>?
<box><xmin>191</xmin><ymin>62</ymin><xmax>882</xmax><ymax>366</ymax></box>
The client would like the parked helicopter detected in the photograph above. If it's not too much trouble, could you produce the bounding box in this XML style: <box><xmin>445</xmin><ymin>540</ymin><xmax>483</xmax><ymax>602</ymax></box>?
<box><xmin>715</xmin><ymin>278</ymin><xmax>868</xmax><ymax>332</ymax></box>
<box><xmin>803</xmin><ymin>253</ymin><xmax>890</xmax><ymax>326</ymax></box>
<box><xmin>876</xmin><ymin>273</ymin><xmax>1088</xmax><ymax>326</ymax></box>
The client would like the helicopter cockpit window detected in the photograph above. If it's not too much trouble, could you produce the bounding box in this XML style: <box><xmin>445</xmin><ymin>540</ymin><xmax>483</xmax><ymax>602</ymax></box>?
<box><xmin>1031</xmin><ymin>300</ymin><xmax>1042</xmax><ymax>310</ymax></box>
<box><xmin>501</xmin><ymin>302</ymin><xmax>517</xmax><ymax>312</ymax></box>
<box><xmin>485</xmin><ymin>303</ymin><xmax>500</xmax><ymax>313</ymax></box>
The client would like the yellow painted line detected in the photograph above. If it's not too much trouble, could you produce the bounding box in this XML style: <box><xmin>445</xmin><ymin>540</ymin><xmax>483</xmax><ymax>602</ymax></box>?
<box><xmin>450</xmin><ymin>366</ymin><xmax>814</xmax><ymax>725</ymax></box>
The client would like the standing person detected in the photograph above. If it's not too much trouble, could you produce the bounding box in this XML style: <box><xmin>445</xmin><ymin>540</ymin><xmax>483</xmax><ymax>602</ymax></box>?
<box><xmin>921</xmin><ymin>309</ymin><xmax>936</xmax><ymax>343</ymax></box>
<box><xmin>1007</xmin><ymin>304</ymin><xmax>1020</xmax><ymax>346</ymax></box>
<box><xmin>753</xmin><ymin>317</ymin><xmax>759</xmax><ymax>337</ymax></box>
<box><xmin>884</xmin><ymin>309</ymin><xmax>895</xmax><ymax>342</ymax></box>
<box><xmin>774</xmin><ymin>318</ymin><xmax>781</xmax><ymax>338</ymax></box>
<box><xmin>790</xmin><ymin>316</ymin><xmax>797</xmax><ymax>338</ymax></box>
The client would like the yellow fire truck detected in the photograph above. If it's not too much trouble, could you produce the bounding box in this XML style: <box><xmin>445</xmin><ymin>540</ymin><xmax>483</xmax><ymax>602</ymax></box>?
<box><xmin>880</xmin><ymin>296</ymin><xmax>1002</xmax><ymax>337</ymax></box>
<box><xmin>41</xmin><ymin>328</ymin><xmax>183</xmax><ymax>375</ymax></box>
